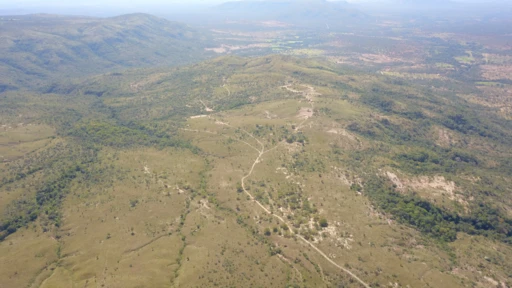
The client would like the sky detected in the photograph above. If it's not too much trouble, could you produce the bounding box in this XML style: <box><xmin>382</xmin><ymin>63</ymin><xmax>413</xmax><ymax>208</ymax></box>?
<box><xmin>4</xmin><ymin>0</ymin><xmax>502</xmax><ymax>5</ymax></box>
<box><xmin>2</xmin><ymin>0</ymin><xmax>508</xmax><ymax>15</ymax></box>
<box><xmin>5</xmin><ymin>0</ymin><xmax>224</xmax><ymax>5</ymax></box>
<box><xmin>2</xmin><ymin>0</ymin><xmax>227</xmax><ymax>9</ymax></box>
<box><xmin>0</xmin><ymin>0</ymin><xmax>224</xmax><ymax>15</ymax></box>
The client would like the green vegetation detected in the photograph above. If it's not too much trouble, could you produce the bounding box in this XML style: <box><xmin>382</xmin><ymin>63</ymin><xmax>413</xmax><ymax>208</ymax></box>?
<box><xmin>0</xmin><ymin>146</ymin><xmax>97</xmax><ymax>240</ymax></box>
<box><xmin>455</xmin><ymin>51</ymin><xmax>476</xmax><ymax>64</ymax></box>
<box><xmin>1</xmin><ymin>19</ymin><xmax>512</xmax><ymax>287</ymax></box>
<box><xmin>393</xmin><ymin>147</ymin><xmax>480</xmax><ymax>174</ymax></box>
<box><xmin>69</xmin><ymin>121</ymin><xmax>196</xmax><ymax>150</ymax></box>
<box><xmin>365</xmin><ymin>177</ymin><xmax>512</xmax><ymax>243</ymax></box>
<box><xmin>0</xmin><ymin>13</ymin><xmax>213</xmax><ymax>90</ymax></box>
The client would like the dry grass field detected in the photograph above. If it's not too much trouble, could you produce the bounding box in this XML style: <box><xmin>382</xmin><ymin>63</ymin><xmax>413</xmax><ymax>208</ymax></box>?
<box><xmin>1</xmin><ymin>51</ymin><xmax>511</xmax><ymax>288</ymax></box>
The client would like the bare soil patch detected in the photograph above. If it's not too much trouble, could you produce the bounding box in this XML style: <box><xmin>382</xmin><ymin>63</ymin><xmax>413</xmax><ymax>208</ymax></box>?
<box><xmin>435</xmin><ymin>127</ymin><xmax>458</xmax><ymax>147</ymax></box>
<box><xmin>385</xmin><ymin>171</ymin><xmax>470</xmax><ymax>209</ymax></box>
<box><xmin>205</xmin><ymin>43</ymin><xmax>272</xmax><ymax>54</ymax></box>
<box><xmin>326</xmin><ymin>128</ymin><xmax>356</xmax><ymax>142</ymax></box>
<box><xmin>359</xmin><ymin>53</ymin><xmax>405</xmax><ymax>64</ymax></box>
<box><xmin>297</xmin><ymin>107</ymin><xmax>313</xmax><ymax>119</ymax></box>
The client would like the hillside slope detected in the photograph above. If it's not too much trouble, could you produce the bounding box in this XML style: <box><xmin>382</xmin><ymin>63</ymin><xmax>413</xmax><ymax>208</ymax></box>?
<box><xmin>1</xmin><ymin>55</ymin><xmax>511</xmax><ymax>287</ymax></box>
<box><xmin>0</xmin><ymin>13</ymin><xmax>213</xmax><ymax>90</ymax></box>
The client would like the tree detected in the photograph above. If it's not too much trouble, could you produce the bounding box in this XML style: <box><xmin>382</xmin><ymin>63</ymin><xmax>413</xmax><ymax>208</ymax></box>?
<box><xmin>319</xmin><ymin>218</ymin><xmax>328</xmax><ymax>228</ymax></box>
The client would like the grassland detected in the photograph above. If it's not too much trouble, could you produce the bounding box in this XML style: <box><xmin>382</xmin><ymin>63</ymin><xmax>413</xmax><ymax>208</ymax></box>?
<box><xmin>455</xmin><ymin>51</ymin><xmax>476</xmax><ymax>64</ymax></box>
<box><xmin>0</xmin><ymin>53</ymin><xmax>511</xmax><ymax>288</ymax></box>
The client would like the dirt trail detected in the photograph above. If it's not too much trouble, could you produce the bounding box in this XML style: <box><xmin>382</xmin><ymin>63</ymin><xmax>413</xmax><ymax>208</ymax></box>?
<box><xmin>238</xmin><ymin>131</ymin><xmax>370</xmax><ymax>288</ymax></box>
<box><xmin>182</xmin><ymin>85</ymin><xmax>370</xmax><ymax>287</ymax></box>
<box><xmin>281</xmin><ymin>84</ymin><xmax>318</xmax><ymax>131</ymax></box>
<box><xmin>281</xmin><ymin>84</ymin><xmax>319</xmax><ymax>104</ymax></box>
<box><xmin>200</xmin><ymin>100</ymin><xmax>214</xmax><ymax>112</ymax></box>
<box><xmin>222</xmin><ymin>85</ymin><xmax>231</xmax><ymax>97</ymax></box>
<box><xmin>278</xmin><ymin>254</ymin><xmax>304</xmax><ymax>283</ymax></box>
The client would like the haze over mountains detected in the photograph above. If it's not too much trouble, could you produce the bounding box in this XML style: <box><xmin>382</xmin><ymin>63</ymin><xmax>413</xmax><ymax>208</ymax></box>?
<box><xmin>214</xmin><ymin>0</ymin><xmax>369</xmax><ymax>26</ymax></box>
<box><xmin>0</xmin><ymin>14</ymin><xmax>213</xmax><ymax>91</ymax></box>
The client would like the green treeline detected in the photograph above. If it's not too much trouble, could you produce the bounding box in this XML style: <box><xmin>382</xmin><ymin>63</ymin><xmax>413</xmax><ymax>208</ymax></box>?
<box><xmin>0</xmin><ymin>165</ymin><xmax>84</xmax><ymax>241</ymax></box>
<box><xmin>0</xmin><ymin>111</ymin><xmax>201</xmax><ymax>241</ymax></box>
<box><xmin>359</xmin><ymin>87</ymin><xmax>512</xmax><ymax>146</ymax></box>
<box><xmin>365</xmin><ymin>177</ymin><xmax>512</xmax><ymax>243</ymax></box>
<box><xmin>394</xmin><ymin>147</ymin><xmax>479</xmax><ymax>175</ymax></box>
<box><xmin>69</xmin><ymin>120</ymin><xmax>198</xmax><ymax>152</ymax></box>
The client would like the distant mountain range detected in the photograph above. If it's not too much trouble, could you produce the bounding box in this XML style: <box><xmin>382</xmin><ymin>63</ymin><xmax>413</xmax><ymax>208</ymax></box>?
<box><xmin>0</xmin><ymin>13</ymin><xmax>213</xmax><ymax>91</ymax></box>
<box><xmin>353</xmin><ymin>0</ymin><xmax>512</xmax><ymax>13</ymax></box>
<box><xmin>213</xmin><ymin>0</ymin><xmax>369</xmax><ymax>27</ymax></box>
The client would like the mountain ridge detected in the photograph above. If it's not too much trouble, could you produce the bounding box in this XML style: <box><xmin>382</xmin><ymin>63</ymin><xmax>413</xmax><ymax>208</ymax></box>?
<box><xmin>0</xmin><ymin>13</ymin><xmax>214</xmax><ymax>91</ymax></box>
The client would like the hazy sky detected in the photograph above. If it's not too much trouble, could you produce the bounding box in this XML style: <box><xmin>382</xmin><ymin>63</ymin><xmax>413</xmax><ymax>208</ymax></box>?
<box><xmin>2</xmin><ymin>0</ymin><xmax>509</xmax><ymax>21</ymax></box>
<box><xmin>2</xmin><ymin>0</ymin><xmax>225</xmax><ymax>12</ymax></box>
<box><xmin>4</xmin><ymin>0</ymin><xmax>226</xmax><ymax>8</ymax></box>
<box><xmin>3</xmin><ymin>0</ymin><xmax>507</xmax><ymax>12</ymax></box>
<box><xmin>6</xmin><ymin>0</ymin><xmax>500</xmax><ymax>4</ymax></box>
<box><xmin>8</xmin><ymin>0</ymin><xmax>232</xmax><ymax>4</ymax></box>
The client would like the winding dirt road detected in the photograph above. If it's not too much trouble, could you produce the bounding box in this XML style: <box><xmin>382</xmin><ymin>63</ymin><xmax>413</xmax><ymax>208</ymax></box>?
<box><xmin>184</xmin><ymin>83</ymin><xmax>371</xmax><ymax>287</ymax></box>
<box><xmin>238</xmin><ymin>128</ymin><xmax>371</xmax><ymax>288</ymax></box>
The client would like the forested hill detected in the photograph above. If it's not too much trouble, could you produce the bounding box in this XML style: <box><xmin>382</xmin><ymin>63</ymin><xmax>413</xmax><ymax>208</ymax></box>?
<box><xmin>0</xmin><ymin>13</ymin><xmax>214</xmax><ymax>91</ymax></box>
